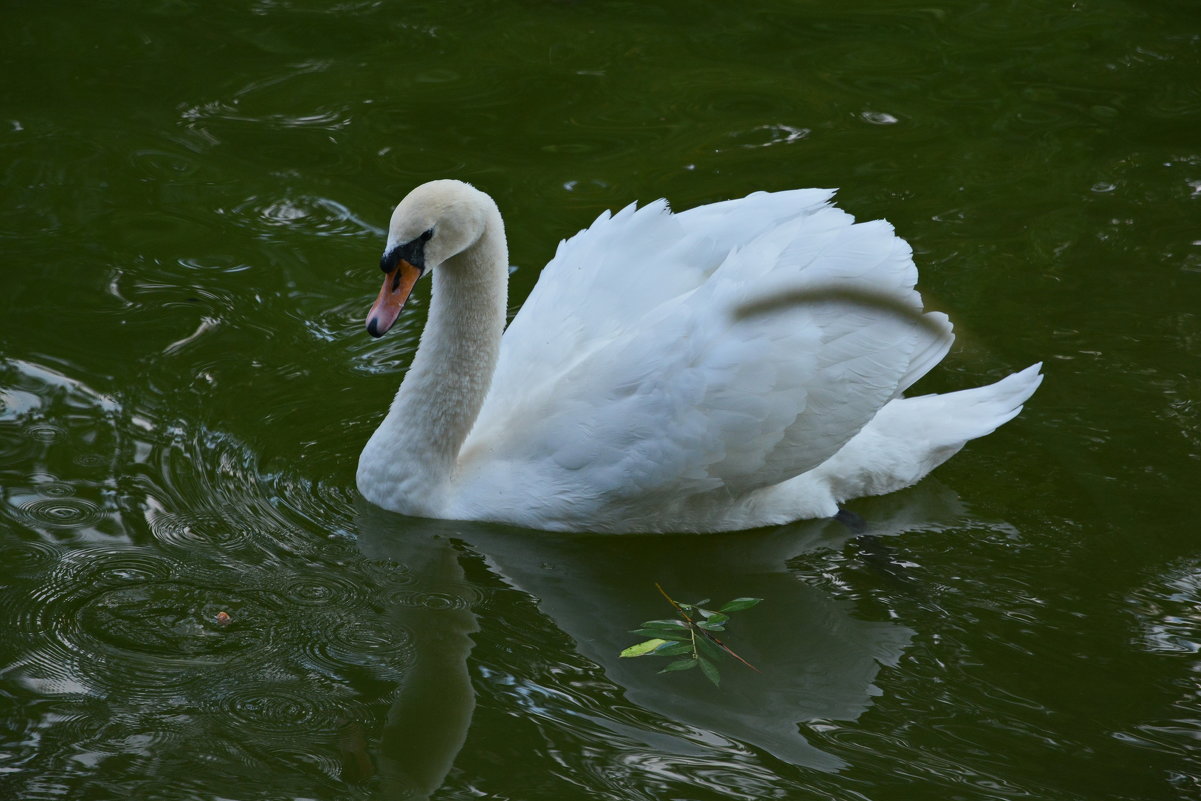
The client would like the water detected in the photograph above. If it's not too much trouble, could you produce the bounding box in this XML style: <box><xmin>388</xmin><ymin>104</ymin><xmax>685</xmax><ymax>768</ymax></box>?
<box><xmin>3</xmin><ymin>0</ymin><xmax>1201</xmax><ymax>798</ymax></box>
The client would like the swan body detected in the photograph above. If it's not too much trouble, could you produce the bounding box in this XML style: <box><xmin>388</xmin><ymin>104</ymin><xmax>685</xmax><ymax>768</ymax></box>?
<box><xmin>356</xmin><ymin>180</ymin><xmax>1042</xmax><ymax>533</ymax></box>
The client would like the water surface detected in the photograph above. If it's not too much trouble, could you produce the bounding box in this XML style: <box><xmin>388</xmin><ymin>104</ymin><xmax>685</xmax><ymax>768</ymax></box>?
<box><xmin>3</xmin><ymin>1</ymin><xmax>1201</xmax><ymax>798</ymax></box>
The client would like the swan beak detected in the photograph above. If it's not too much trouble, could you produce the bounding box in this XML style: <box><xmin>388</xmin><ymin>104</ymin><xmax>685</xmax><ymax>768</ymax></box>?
<box><xmin>366</xmin><ymin>259</ymin><xmax>422</xmax><ymax>338</ymax></box>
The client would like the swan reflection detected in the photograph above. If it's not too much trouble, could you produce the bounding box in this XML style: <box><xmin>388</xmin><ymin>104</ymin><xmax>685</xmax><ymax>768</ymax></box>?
<box><xmin>354</xmin><ymin>484</ymin><xmax>971</xmax><ymax>796</ymax></box>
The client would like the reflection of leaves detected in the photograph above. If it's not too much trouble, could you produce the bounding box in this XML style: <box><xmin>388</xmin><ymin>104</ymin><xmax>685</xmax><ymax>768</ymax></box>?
<box><xmin>620</xmin><ymin>583</ymin><xmax>763</xmax><ymax>687</ymax></box>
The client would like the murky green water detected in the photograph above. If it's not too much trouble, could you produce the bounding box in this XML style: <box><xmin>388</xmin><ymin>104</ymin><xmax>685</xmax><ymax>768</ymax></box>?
<box><xmin>3</xmin><ymin>0</ymin><xmax>1201</xmax><ymax>798</ymax></box>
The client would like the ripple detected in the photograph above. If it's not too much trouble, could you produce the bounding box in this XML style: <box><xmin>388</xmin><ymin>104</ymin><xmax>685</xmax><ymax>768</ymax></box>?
<box><xmin>279</xmin><ymin>571</ymin><xmax>364</xmax><ymax>607</ymax></box>
<box><xmin>9</xmin><ymin>553</ymin><xmax>174</xmax><ymax>694</ymax></box>
<box><xmin>0</xmin><ymin>539</ymin><xmax>60</xmax><ymax>577</ymax></box>
<box><xmin>128</xmin><ymin>778</ymin><xmax>214</xmax><ymax>801</ymax></box>
<box><xmin>860</xmin><ymin>110</ymin><xmax>900</xmax><ymax>126</ymax></box>
<box><xmin>327</xmin><ymin>618</ymin><xmax>412</xmax><ymax>654</ymax></box>
<box><xmin>614</xmin><ymin>753</ymin><xmax>791</xmax><ymax>801</ymax></box>
<box><xmin>1146</xmin><ymin>80</ymin><xmax>1201</xmax><ymax>120</ymax></box>
<box><xmin>1131</xmin><ymin>561</ymin><xmax>1201</xmax><ymax>655</ymax></box>
<box><xmin>260</xmin><ymin>746</ymin><xmax>347</xmax><ymax>782</ymax></box>
<box><xmin>58</xmin><ymin>546</ymin><xmax>177</xmax><ymax>586</ymax></box>
<box><xmin>15</xmin><ymin>497</ymin><xmax>105</xmax><ymax>530</ymax></box>
<box><xmin>150</xmin><ymin>510</ymin><xmax>254</xmax><ymax>552</ymax></box>
<box><xmin>8</xmin><ymin>548</ymin><xmax>289</xmax><ymax>699</ymax></box>
<box><xmin>176</xmin><ymin>255</ymin><xmax>253</xmax><ymax>274</ymax></box>
<box><xmin>129</xmin><ymin>147</ymin><xmax>202</xmax><ymax>179</ymax></box>
<box><xmin>303</xmin><ymin>613</ymin><xmax>415</xmax><ymax>679</ymax></box>
<box><xmin>217</xmin><ymin>683</ymin><xmax>342</xmax><ymax>734</ymax></box>
<box><xmin>0</xmin><ymin>422</ymin><xmax>37</xmax><ymax>466</ymax></box>
<box><xmin>25</xmin><ymin>423</ymin><xmax>64</xmax><ymax>443</ymax></box>
<box><xmin>78</xmin><ymin>582</ymin><xmax>266</xmax><ymax>660</ymax></box>
<box><xmin>226</xmin><ymin>194</ymin><xmax>376</xmax><ymax>239</ymax></box>
<box><xmin>724</xmin><ymin>124</ymin><xmax>810</xmax><ymax>151</ymax></box>
<box><xmin>45</xmin><ymin>704</ymin><xmax>112</xmax><ymax>745</ymax></box>
<box><xmin>36</xmin><ymin>480</ymin><xmax>77</xmax><ymax>497</ymax></box>
<box><xmin>388</xmin><ymin>583</ymin><xmax>491</xmax><ymax>611</ymax></box>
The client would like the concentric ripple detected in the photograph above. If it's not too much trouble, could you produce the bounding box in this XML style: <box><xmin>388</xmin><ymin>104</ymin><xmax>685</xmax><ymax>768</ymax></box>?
<box><xmin>78</xmin><ymin>582</ymin><xmax>266</xmax><ymax>660</ymax></box>
<box><xmin>217</xmin><ymin>683</ymin><xmax>344</xmax><ymax>734</ymax></box>
<box><xmin>24</xmin><ymin>423</ymin><xmax>64</xmax><ymax>443</ymax></box>
<box><xmin>303</xmin><ymin>613</ymin><xmax>415</xmax><ymax>680</ymax></box>
<box><xmin>0</xmin><ymin>422</ymin><xmax>37</xmax><ymax>466</ymax></box>
<box><xmin>71</xmin><ymin>452</ymin><xmax>109</xmax><ymax>468</ymax></box>
<box><xmin>9</xmin><ymin>547</ymin><xmax>287</xmax><ymax>699</ymax></box>
<box><xmin>35</xmin><ymin>480</ymin><xmax>77</xmax><ymax>498</ymax></box>
<box><xmin>278</xmin><ymin>571</ymin><xmax>365</xmax><ymax>607</ymax></box>
<box><xmin>0</xmin><ymin>539</ymin><xmax>60</xmax><ymax>577</ymax></box>
<box><xmin>56</xmin><ymin>546</ymin><xmax>177</xmax><ymax>586</ymax></box>
<box><xmin>14</xmin><ymin>496</ymin><xmax>106</xmax><ymax>530</ymax></box>
<box><xmin>149</xmin><ymin>510</ymin><xmax>255</xmax><ymax>552</ymax></box>
<box><xmin>389</xmin><ymin>583</ymin><xmax>492</xmax><ymax>611</ymax></box>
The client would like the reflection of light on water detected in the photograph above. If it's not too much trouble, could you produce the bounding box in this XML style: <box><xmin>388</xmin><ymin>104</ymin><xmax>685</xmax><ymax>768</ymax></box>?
<box><xmin>1132</xmin><ymin>562</ymin><xmax>1201</xmax><ymax>655</ymax></box>
<box><xmin>1121</xmin><ymin>559</ymin><xmax>1201</xmax><ymax>791</ymax></box>
<box><xmin>162</xmin><ymin>316</ymin><xmax>219</xmax><ymax>355</ymax></box>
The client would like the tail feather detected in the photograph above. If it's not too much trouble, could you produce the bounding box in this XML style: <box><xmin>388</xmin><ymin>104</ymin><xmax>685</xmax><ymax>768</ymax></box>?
<box><xmin>905</xmin><ymin>362</ymin><xmax>1044</xmax><ymax>444</ymax></box>
<box><xmin>810</xmin><ymin>363</ymin><xmax>1044</xmax><ymax>505</ymax></box>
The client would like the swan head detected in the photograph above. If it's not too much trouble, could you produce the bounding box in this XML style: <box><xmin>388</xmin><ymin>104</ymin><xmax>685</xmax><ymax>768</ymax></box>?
<box><xmin>366</xmin><ymin>179</ymin><xmax>493</xmax><ymax>338</ymax></box>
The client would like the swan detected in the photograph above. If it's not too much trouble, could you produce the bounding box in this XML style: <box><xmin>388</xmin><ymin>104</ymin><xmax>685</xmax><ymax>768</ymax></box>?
<box><xmin>356</xmin><ymin>179</ymin><xmax>1042</xmax><ymax>533</ymax></box>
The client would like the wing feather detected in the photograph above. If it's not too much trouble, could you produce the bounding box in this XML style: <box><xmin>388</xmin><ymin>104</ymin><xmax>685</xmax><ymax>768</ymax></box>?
<box><xmin>458</xmin><ymin>189</ymin><xmax>944</xmax><ymax>515</ymax></box>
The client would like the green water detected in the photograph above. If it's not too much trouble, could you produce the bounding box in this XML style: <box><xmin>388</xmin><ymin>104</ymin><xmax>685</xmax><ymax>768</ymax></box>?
<box><xmin>3</xmin><ymin>0</ymin><xmax>1201</xmax><ymax>798</ymax></box>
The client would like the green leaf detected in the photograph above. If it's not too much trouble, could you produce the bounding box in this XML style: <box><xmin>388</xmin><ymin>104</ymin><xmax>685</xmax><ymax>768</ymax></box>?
<box><xmin>700</xmin><ymin>611</ymin><xmax>729</xmax><ymax>625</ymax></box>
<box><xmin>695</xmin><ymin>621</ymin><xmax>726</xmax><ymax>632</ymax></box>
<box><xmin>630</xmin><ymin>628</ymin><xmax>690</xmax><ymax>641</ymax></box>
<box><xmin>699</xmin><ymin>656</ymin><xmax>721</xmax><ymax>686</ymax></box>
<box><xmin>659</xmin><ymin>658</ymin><xmax>698</xmax><ymax>673</ymax></box>
<box><xmin>620</xmin><ymin>639</ymin><xmax>668</xmax><ymax>658</ymax></box>
<box><xmin>641</xmin><ymin>618</ymin><xmax>687</xmax><ymax>629</ymax></box>
<box><xmin>695</xmin><ymin>632</ymin><xmax>725</xmax><ymax>661</ymax></box>
<box><xmin>691</xmin><ymin>599</ymin><xmax>711</xmax><ymax>608</ymax></box>
<box><xmin>654</xmin><ymin>642</ymin><xmax>693</xmax><ymax>656</ymax></box>
<box><xmin>719</xmin><ymin>597</ymin><xmax>763</xmax><ymax>613</ymax></box>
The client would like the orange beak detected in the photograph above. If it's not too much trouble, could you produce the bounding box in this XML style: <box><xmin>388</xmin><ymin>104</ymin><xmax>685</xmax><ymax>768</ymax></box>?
<box><xmin>366</xmin><ymin>259</ymin><xmax>423</xmax><ymax>338</ymax></box>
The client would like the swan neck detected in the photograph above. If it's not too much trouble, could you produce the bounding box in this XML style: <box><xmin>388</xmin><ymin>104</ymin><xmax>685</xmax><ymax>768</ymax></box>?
<box><xmin>359</xmin><ymin>206</ymin><xmax>508</xmax><ymax>512</ymax></box>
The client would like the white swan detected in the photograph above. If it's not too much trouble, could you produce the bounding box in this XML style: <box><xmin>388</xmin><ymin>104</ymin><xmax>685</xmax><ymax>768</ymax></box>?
<box><xmin>356</xmin><ymin>180</ymin><xmax>1042</xmax><ymax>533</ymax></box>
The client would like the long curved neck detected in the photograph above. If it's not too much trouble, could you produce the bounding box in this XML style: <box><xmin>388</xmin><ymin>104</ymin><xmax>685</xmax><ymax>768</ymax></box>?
<box><xmin>358</xmin><ymin>207</ymin><xmax>508</xmax><ymax>514</ymax></box>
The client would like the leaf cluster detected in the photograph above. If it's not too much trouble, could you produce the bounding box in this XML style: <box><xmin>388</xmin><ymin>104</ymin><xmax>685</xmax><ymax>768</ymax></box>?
<box><xmin>619</xmin><ymin>585</ymin><xmax>762</xmax><ymax>687</ymax></box>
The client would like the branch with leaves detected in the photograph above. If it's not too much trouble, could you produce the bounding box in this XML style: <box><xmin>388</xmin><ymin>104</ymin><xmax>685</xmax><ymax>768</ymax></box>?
<box><xmin>619</xmin><ymin>583</ymin><xmax>763</xmax><ymax>686</ymax></box>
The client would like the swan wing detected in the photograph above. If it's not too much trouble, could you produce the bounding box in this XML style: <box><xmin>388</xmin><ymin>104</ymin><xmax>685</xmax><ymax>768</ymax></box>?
<box><xmin>479</xmin><ymin>188</ymin><xmax>837</xmax><ymax>417</ymax></box>
<box><xmin>458</xmin><ymin>191</ymin><xmax>952</xmax><ymax>512</ymax></box>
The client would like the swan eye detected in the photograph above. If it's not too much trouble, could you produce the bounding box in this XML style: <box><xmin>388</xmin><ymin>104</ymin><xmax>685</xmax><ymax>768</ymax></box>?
<box><xmin>380</xmin><ymin>230</ymin><xmax>432</xmax><ymax>274</ymax></box>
